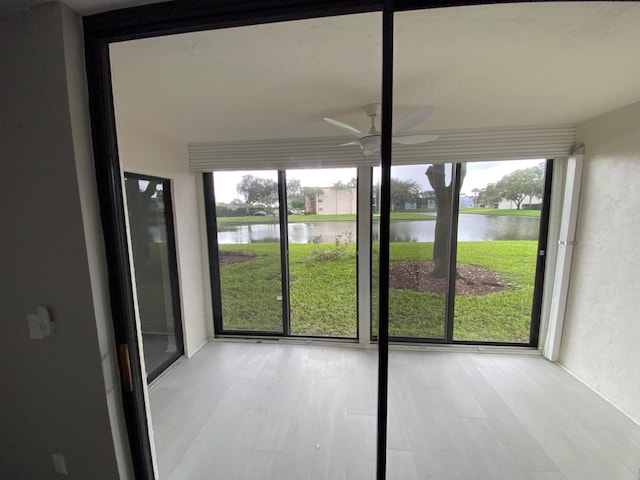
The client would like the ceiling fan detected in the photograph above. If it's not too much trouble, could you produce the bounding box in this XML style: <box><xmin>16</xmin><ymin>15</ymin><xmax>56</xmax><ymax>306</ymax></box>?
<box><xmin>323</xmin><ymin>103</ymin><xmax>438</xmax><ymax>156</ymax></box>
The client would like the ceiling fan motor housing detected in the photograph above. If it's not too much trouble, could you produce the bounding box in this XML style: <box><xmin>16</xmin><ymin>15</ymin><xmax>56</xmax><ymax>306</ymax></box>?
<box><xmin>359</xmin><ymin>134</ymin><xmax>380</xmax><ymax>154</ymax></box>
<box><xmin>323</xmin><ymin>103</ymin><xmax>437</xmax><ymax>156</ymax></box>
<box><xmin>363</xmin><ymin>103</ymin><xmax>381</xmax><ymax>117</ymax></box>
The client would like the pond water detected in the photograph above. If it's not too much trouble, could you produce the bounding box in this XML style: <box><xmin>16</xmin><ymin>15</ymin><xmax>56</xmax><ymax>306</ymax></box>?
<box><xmin>216</xmin><ymin>214</ymin><xmax>540</xmax><ymax>244</ymax></box>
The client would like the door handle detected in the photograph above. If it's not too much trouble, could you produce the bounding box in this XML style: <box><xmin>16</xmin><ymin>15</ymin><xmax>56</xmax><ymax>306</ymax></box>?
<box><xmin>118</xmin><ymin>344</ymin><xmax>133</xmax><ymax>392</ymax></box>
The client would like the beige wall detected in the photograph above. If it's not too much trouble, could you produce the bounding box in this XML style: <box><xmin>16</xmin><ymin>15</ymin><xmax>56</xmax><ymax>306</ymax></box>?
<box><xmin>317</xmin><ymin>187</ymin><xmax>356</xmax><ymax>215</ymax></box>
<box><xmin>559</xmin><ymin>101</ymin><xmax>640</xmax><ymax>423</ymax></box>
<box><xmin>0</xmin><ymin>4</ymin><xmax>131</xmax><ymax>478</ymax></box>
<box><xmin>116</xmin><ymin>118</ymin><xmax>211</xmax><ymax>356</ymax></box>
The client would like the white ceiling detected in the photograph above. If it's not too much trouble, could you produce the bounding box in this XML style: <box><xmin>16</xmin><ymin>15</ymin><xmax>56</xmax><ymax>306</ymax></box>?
<box><xmin>106</xmin><ymin>2</ymin><xmax>640</xmax><ymax>144</ymax></box>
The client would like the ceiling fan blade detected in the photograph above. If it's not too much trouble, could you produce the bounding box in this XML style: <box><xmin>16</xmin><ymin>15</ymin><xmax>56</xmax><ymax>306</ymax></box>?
<box><xmin>337</xmin><ymin>141</ymin><xmax>360</xmax><ymax>147</ymax></box>
<box><xmin>392</xmin><ymin>106</ymin><xmax>434</xmax><ymax>133</ymax></box>
<box><xmin>392</xmin><ymin>134</ymin><xmax>439</xmax><ymax>145</ymax></box>
<box><xmin>323</xmin><ymin>117</ymin><xmax>362</xmax><ymax>137</ymax></box>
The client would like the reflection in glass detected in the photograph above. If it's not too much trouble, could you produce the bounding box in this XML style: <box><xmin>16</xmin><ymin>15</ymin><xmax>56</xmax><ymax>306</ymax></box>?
<box><xmin>125</xmin><ymin>174</ymin><xmax>183</xmax><ymax>380</ymax></box>
<box><xmin>213</xmin><ymin>170</ymin><xmax>283</xmax><ymax>332</ymax></box>
<box><xmin>114</xmin><ymin>10</ymin><xmax>382</xmax><ymax>479</ymax></box>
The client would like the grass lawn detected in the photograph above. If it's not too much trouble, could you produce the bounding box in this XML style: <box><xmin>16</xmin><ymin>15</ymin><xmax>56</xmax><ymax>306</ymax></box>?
<box><xmin>218</xmin><ymin>240</ymin><xmax>537</xmax><ymax>342</ymax></box>
<box><xmin>217</xmin><ymin>212</ymin><xmax>435</xmax><ymax>224</ymax></box>
<box><xmin>218</xmin><ymin>243</ymin><xmax>357</xmax><ymax>336</ymax></box>
<box><xmin>373</xmin><ymin>241</ymin><xmax>536</xmax><ymax>342</ymax></box>
<box><xmin>460</xmin><ymin>208</ymin><xmax>541</xmax><ymax>217</ymax></box>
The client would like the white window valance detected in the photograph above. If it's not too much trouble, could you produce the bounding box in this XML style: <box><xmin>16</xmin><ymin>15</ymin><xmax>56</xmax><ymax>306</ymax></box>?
<box><xmin>188</xmin><ymin>124</ymin><xmax>576</xmax><ymax>171</ymax></box>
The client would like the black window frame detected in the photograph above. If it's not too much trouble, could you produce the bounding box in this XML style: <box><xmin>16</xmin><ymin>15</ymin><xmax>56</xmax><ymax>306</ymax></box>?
<box><xmin>204</xmin><ymin>170</ymin><xmax>361</xmax><ymax>341</ymax></box>
<box><xmin>83</xmin><ymin>2</ymin><xmax>556</xmax><ymax>478</ymax></box>
<box><xmin>370</xmin><ymin>159</ymin><xmax>553</xmax><ymax>348</ymax></box>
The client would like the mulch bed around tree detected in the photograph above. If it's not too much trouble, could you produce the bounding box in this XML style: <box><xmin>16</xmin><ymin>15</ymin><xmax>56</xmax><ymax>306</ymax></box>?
<box><xmin>220</xmin><ymin>251</ymin><xmax>509</xmax><ymax>296</ymax></box>
<box><xmin>389</xmin><ymin>261</ymin><xmax>512</xmax><ymax>296</ymax></box>
<box><xmin>219</xmin><ymin>250</ymin><xmax>257</xmax><ymax>266</ymax></box>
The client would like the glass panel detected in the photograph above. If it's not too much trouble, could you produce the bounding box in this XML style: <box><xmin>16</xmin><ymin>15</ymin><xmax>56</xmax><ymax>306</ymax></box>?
<box><xmin>213</xmin><ymin>170</ymin><xmax>283</xmax><ymax>332</ymax></box>
<box><xmin>113</xmin><ymin>11</ymin><xmax>380</xmax><ymax>480</ymax></box>
<box><xmin>453</xmin><ymin>160</ymin><xmax>545</xmax><ymax>342</ymax></box>
<box><xmin>371</xmin><ymin>169</ymin><xmax>380</xmax><ymax>339</ymax></box>
<box><xmin>286</xmin><ymin>168</ymin><xmax>358</xmax><ymax>337</ymax></box>
<box><xmin>125</xmin><ymin>175</ymin><xmax>183</xmax><ymax>380</ymax></box>
<box><xmin>372</xmin><ymin>164</ymin><xmax>452</xmax><ymax>339</ymax></box>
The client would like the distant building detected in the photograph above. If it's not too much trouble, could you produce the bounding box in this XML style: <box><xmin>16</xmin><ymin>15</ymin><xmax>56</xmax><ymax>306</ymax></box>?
<box><xmin>307</xmin><ymin>186</ymin><xmax>357</xmax><ymax>215</ymax></box>
<box><xmin>498</xmin><ymin>195</ymin><xmax>542</xmax><ymax>210</ymax></box>
<box><xmin>417</xmin><ymin>197</ymin><xmax>437</xmax><ymax>210</ymax></box>
<box><xmin>459</xmin><ymin>194</ymin><xmax>475</xmax><ymax>208</ymax></box>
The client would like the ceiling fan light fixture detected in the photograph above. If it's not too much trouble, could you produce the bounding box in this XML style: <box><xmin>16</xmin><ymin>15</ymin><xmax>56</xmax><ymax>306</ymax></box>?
<box><xmin>359</xmin><ymin>134</ymin><xmax>380</xmax><ymax>154</ymax></box>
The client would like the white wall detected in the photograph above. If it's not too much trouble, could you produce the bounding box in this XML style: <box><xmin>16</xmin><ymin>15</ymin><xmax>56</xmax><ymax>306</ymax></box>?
<box><xmin>559</xmin><ymin>101</ymin><xmax>640</xmax><ymax>423</ymax></box>
<box><xmin>116</xmin><ymin>118</ymin><xmax>211</xmax><ymax>356</ymax></box>
<box><xmin>0</xmin><ymin>3</ymin><xmax>131</xmax><ymax>478</ymax></box>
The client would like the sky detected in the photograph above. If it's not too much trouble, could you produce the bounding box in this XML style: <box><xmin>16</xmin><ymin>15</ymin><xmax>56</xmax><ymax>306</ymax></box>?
<box><xmin>212</xmin><ymin>159</ymin><xmax>544</xmax><ymax>202</ymax></box>
<box><xmin>378</xmin><ymin>159</ymin><xmax>544</xmax><ymax>196</ymax></box>
<box><xmin>213</xmin><ymin>168</ymin><xmax>358</xmax><ymax>203</ymax></box>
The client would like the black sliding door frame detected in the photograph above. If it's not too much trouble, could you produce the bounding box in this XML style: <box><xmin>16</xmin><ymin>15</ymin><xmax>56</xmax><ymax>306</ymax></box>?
<box><xmin>124</xmin><ymin>172</ymin><xmax>185</xmax><ymax>382</ymax></box>
<box><xmin>376</xmin><ymin>160</ymin><xmax>553</xmax><ymax>348</ymax></box>
<box><xmin>449</xmin><ymin>159</ymin><xmax>553</xmax><ymax>347</ymax></box>
<box><xmin>205</xmin><ymin>170</ymin><xmax>287</xmax><ymax>336</ymax></box>
<box><xmin>444</xmin><ymin>162</ymin><xmax>463</xmax><ymax>343</ymax></box>
<box><xmin>205</xmin><ymin>169</ymin><xmax>358</xmax><ymax>340</ymax></box>
<box><xmin>278</xmin><ymin>170</ymin><xmax>292</xmax><ymax>336</ymax></box>
<box><xmin>84</xmin><ymin>2</ymin><xmax>557</xmax><ymax>479</ymax></box>
<box><xmin>202</xmin><ymin>173</ymin><xmax>225</xmax><ymax>335</ymax></box>
<box><xmin>529</xmin><ymin>158</ymin><xmax>554</xmax><ymax>346</ymax></box>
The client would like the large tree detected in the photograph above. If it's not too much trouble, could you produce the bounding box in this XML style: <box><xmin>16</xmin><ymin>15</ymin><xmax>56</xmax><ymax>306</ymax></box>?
<box><xmin>287</xmin><ymin>178</ymin><xmax>305</xmax><ymax>209</ymax></box>
<box><xmin>494</xmin><ymin>163</ymin><xmax>545</xmax><ymax>209</ymax></box>
<box><xmin>478</xmin><ymin>182</ymin><xmax>502</xmax><ymax>208</ymax></box>
<box><xmin>390</xmin><ymin>178</ymin><xmax>421</xmax><ymax>209</ymax></box>
<box><xmin>236</xmin><ymin>175</ymin><xmax>278</xmax><ymax>206</ymax></box>
<box><xmin>425</xmin><ymin>164</ymin><xmax>466</xmax><ymax>278</ymax></box>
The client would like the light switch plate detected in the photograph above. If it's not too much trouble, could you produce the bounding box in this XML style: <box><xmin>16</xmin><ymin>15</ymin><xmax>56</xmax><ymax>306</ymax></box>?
<box><xmin>27</xmin><ymin>306</ymin><xmax>53</xmax><ymax>340</ymax></box>
<box><xmin>27</xmin><ymin>313</ymin><xmax>43</xmax><ymax>340</ymax></box>
<box><xmin>52</xmin><ymin>453</ymin><xmax>68</xmax><ymax>475</ymax></box>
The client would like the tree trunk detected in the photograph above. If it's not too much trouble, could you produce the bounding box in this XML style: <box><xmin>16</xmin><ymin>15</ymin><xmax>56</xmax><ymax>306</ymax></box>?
<box><xmin>426</xmin><ymin>164</ymin><xmax>452</xmax><ymax>278</ymax></box>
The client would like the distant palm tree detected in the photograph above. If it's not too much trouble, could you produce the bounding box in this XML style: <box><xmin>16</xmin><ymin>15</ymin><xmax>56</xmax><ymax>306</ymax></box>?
<box><xmin>302</xmin><ymin>186</ymin><xmax>323</xmax><ymax>214</ymax></box>
<box><xmin>347</xmin><ymin>178</ymin><xmax>357</xmax><ymax>214</ymax></box>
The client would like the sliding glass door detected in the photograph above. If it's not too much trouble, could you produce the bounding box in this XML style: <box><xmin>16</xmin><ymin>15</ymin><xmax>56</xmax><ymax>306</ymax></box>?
<box><xmin>372</xmin><ymin>164</ymin><xmax>454</xmax><ymax>340</ymax></box>
<box><xmin>374</xmin><ymin>160</ymin><xmax>551</xmax><ymax>345</ymax></box>
<box><xmin>212</xmin><ymin>170</ymin><xmax>285</xmax><ymax>333</ymax></box>
<box><xmin>208</xmin><ymin>168</ymin><xmax>359</xmax><ymax>338</ymax></box>
<box><xmin>454</xmin><ymin>160</ymin><xmax>548</xmax><ymax>343</ymax></box>
<box><xmin>89</xmin><ymin>2</ymin><xmax>617</xmax><ymax>478</ymax></box>
<box><xmin>124</xmin><ymin>173</ymin><xmax>184</xmax><ymax>381</ymax></box>
<box><xmin>287</xmin><ymin>168</ymin><xmax>358</xmax><ymax>337</ymax></box>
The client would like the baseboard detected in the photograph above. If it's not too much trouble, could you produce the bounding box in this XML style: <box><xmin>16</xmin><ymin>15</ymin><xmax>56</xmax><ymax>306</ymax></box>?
<box><xmin>206</xmin><ymin>336</ymin><xmax>540</xmax><ymax>355</ymax></box>
<box><xmin>187</xmin><ymin>338</ymin><xmax>209</xmax><ymax>358</ymax></box>
<box><xmin>557</xmin><ymin>362</ymin><xmax>640</xmax><ymax>428</ymax></box>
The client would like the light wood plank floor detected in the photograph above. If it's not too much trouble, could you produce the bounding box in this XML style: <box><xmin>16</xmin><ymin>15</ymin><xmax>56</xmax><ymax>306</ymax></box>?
<box><xmin>148</xmin><ymin>342</ymin><xmax>640</xmax><ymax>480</ymax></box>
